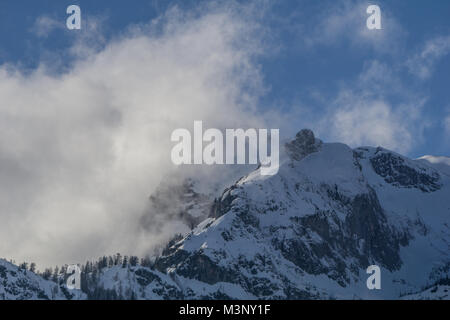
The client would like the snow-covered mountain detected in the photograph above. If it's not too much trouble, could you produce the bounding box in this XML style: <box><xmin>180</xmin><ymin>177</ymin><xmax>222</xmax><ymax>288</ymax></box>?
<box><xmin>140</xmin><ymin>177</ymin><xmax>213</xmax><ymax>233</ymax></box>
<box><xmin>417</xmin><ymin>155</ymin><xmax>450</xmax><ymax>176</ymax></box>
<box><xmin>139</xmin><ymin>164</ymin><xmax>256</xmax><ymax>238</ymax></box>
<box><xmin>401</xmin><ymin>284</ymin><xmax>449</xmax><ymax>300</ymax></box>
<box><xmin>1</xmin><ymin>129</ymin><xmax>449</xmax><ymax>300</ymax></box>
<box><xmin>0</xmin><ymin>259</ymin><xmax>82</xmax><ymax>300</ymax></box>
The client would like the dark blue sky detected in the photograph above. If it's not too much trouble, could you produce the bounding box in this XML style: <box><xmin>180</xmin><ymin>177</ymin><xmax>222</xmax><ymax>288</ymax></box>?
<box><xmin>0</xmin><ymin>0</ymin><xmax>449</xmax><ymax>157</ymax></box>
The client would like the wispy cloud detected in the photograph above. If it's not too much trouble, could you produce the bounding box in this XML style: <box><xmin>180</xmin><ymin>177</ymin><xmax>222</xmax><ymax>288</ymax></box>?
<box><xmin>31</xmin><ymin>15</ymin><xmax>63</xmax><ymax>38</ymax></box>
<box><xmin>445</xmin><ymin>108</ymin><xmax>450</xmax><ymax>136</ymax></box>
<box><xmin>325</xmin><ymin>92</ymin><xmax>424</xmax><ymax>153</ymax></box>
<box><xmin>319</xmin><ymin>60</ymin><xmax>427</xmax><ymax>153</ymax></box>
<box><xmin>406</xmin><ymin>35</ymin><xmax>450</xmax><ymax>80</ymax></box>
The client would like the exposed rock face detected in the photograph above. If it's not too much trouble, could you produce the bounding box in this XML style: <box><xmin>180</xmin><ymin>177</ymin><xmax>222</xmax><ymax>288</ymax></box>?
<box><xmin>140</xmin><ymin>178</ymin><xmax>213</xmax><ymax>231</ymax></box>
<box><xmin>273</xmin><ymin>188</ymin><xmax>408</xmax><ymax>287</ymax></box>
<box><xmin>209</xmin><ymin>184</ymin><xmax>240</xmax><ymax>219</ymax></box>
<box><xmin>368</xmin><ymin>149</ymin><xmax>441</xmax><ymax>192</ymax></box>
<box><xmin>285</xmin><ymin>129</ymin><xmax>323</xmax><ymax>161</ymax></box>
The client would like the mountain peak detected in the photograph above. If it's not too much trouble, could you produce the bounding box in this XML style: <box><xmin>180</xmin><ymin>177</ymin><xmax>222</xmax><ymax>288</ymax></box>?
<box><xmin>285</xmin><ymin>129</ymin><xmax>323</xmax><ymax>161</ymax></box>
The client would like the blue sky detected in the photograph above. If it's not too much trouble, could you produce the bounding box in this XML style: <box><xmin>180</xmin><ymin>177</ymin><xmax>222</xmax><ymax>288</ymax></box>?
<box><xmin>0</xmin><ymin>0</ymin><xmax>449</xmax><ymax>158</ymax></box>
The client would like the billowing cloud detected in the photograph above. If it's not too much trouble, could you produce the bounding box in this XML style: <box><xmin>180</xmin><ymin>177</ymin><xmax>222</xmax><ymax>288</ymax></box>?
<box><xmin>0</xmin><ymin>4</ymin><xmax>268</xmax><ymax>267</ymax></box>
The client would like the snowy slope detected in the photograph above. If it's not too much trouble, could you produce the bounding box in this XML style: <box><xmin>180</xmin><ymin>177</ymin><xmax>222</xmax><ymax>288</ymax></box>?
<box><xmin>401</xmin><ymin>284</ymin><xmax>449</xmax><ymax>300</ymax></box>
<box><xmin>0</xmin><ymin>259</ymin><xmax>71</xmax><ymax>300</ymax></box>
<box><xmin>417</xmin><ymin>155</ymin><xmax>450</xmax><ymax>176</ymax></box>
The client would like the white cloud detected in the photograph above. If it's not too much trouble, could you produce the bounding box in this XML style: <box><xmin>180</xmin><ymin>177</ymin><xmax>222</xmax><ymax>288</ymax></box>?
<box><xmin>326</xmin><ymin>93</ymin><xmax>420</xmax><ymax>153</ymax></box>
<box><xmin>32</xmin><ymin>16</ymin><xmax>62</xmax><ymax>37</ymax></box>
<box><xmin>407</xmin><ymin>35</ymin><xmax>450</xmax><ymax>79</ymax></box>
<box><xmin>320</xmin><ymin>60</ymin><xmax>427</xmax><ymax>153</ymax></box>
<box><xmin>0</xmin><ymin>4</ymin><xmax>268</xmax><ymax>267</ymax></box>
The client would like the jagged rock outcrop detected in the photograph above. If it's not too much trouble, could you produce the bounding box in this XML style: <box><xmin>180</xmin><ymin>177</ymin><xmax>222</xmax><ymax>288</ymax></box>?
<box><xmin>140</xmin><ymin>178</ymin><xmax>212</xmax><ymax>231</ymax></box>
<box><xmin>285</xmin><ymin>129</ymin><xmax>323</xmax><ymax>161</ymax></box>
